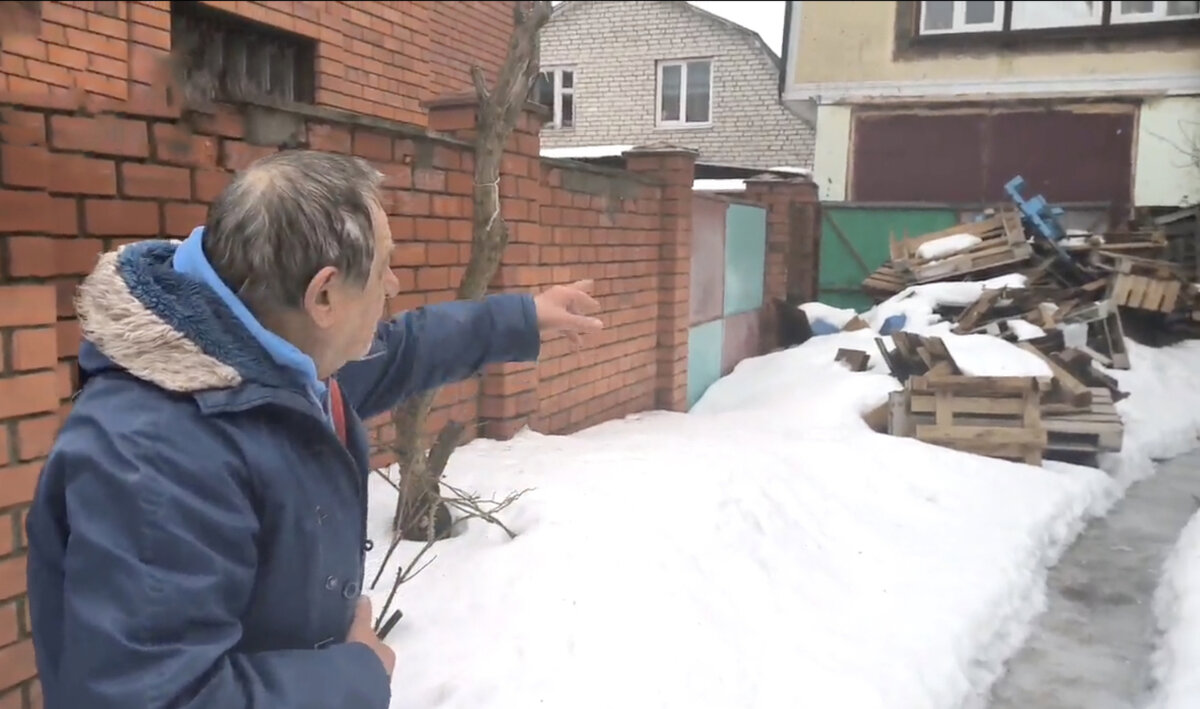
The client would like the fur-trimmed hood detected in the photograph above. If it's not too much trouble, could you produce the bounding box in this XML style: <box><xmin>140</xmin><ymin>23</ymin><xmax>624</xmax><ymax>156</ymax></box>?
<box><xmin>75</xmin><ymin>240</ymin><xmax>306</xmax><ymax>395</ymax></box>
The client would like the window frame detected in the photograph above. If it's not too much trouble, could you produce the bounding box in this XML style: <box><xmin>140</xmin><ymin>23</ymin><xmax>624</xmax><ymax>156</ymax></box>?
<box><xmin>915</xmin><ymin>0</ymin><xmax>1198</xmax><ymax>35</ymax></box>
<box><xmin>537</xmin><ymin>66</ymin><xmax>575</xmax><ymax>130</ymax></box>
<box><xmin>1111</xmin><ymin>0</ymin><xmax>1200</xmax><ymax>23</ymax></box>
<box><xmin>918</xmin><ymin>1</ymin><xmax>1005</xmax><ymax>35</ymax></box>
<box><xmin>896</xmin><ymin>0</ymin><xmax>1200</xmax><ymax>56</ymax></box>
<box><xmin>655</xmin><ymin>58</ymin><xmax>715</xmax><ymax>130</ymax></box>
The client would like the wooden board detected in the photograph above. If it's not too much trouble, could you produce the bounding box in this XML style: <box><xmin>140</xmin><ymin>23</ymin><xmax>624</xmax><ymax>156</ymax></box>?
<box><xmin>835</xmin><ymin>348</ymin><xmax>870</xmax><ymax>372</ymax></box>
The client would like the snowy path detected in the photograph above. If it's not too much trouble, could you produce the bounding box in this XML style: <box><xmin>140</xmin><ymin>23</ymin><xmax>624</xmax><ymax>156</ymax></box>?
<box><xmin>986</xmin><ymin>448</ymin><xmax>1200</xmax><ymax>709</ymax></box>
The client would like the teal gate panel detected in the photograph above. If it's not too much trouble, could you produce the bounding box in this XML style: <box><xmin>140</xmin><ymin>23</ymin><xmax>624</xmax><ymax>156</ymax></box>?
<box><xmin>723</xmin><ymin>203</ymin><xmax>767</xmax><ymax>317</ymax></box>
<box><xmin>687</xmin><ymin>319</ymin><xmax>725</xmax><ymax>409</ymax></box>
<box><xmin>818</xmin><ymin>205</ymin><xmax>961</xmax><ymax>312</ymax></box>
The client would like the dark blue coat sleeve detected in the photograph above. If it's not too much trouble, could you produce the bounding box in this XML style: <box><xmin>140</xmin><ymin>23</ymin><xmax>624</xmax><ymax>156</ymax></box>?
<box><xmin>48</xmin><ymin>410</ymin><xmax>391</xmax><ymax>709</ymax></box>
<box><xmin>336</xmin><ymin>292</ymin><xmax>542</xmax><ymax>420</ymax></box>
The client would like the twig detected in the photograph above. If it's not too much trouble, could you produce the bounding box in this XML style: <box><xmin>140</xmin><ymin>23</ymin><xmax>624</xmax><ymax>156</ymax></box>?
<box><xmin>440</xmin><ymin>481</ymin><xmax>534</xmax><ymax>540</ymax></box>
<box><xmin>373</xmin><ymin>532</ymin><xmax>438</xmax><ymax>633</ymax></box>
<box><xmin>371</xmin><ymin>467</ymin><xmax>400</xmax><ymax>492</ymax></box>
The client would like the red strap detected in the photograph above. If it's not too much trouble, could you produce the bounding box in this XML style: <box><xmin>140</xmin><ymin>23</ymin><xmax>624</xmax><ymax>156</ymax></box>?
<box><xmin>328</xmin><ymin>378</ymin><xmax>348</xmax><ymax>447</ymax></box>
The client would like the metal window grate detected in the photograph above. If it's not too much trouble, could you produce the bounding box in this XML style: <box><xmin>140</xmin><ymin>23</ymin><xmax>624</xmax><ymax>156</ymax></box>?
<box><xmin>169</xmin><ymin>1</ymin><xmax>315</xmax><ymax>106</ymax></box>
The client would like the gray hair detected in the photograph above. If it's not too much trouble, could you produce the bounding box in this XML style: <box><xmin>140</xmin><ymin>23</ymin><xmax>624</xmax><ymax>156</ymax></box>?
<box><xmin>202</xmin><ymin>150</ymin><xmax>385</xmax><ymax>313</ymax></box>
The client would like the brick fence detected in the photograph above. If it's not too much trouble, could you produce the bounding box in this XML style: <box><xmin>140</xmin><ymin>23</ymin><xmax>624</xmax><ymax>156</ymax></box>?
<box><xmin>0</xmin><ymin>3</ymin><xmax>818</xmax><ymax>706</ymax></box>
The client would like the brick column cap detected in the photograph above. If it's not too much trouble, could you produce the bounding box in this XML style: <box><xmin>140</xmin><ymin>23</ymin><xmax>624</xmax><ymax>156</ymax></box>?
<box><xmin>744</xmin><ymin>172</ymin><xmax>817</xmax><ymax>187</ymax></box>
<box><xmin>622</xmin><ymin>143</ymin><xmax>700</xmax><ymax>158</ymax></box>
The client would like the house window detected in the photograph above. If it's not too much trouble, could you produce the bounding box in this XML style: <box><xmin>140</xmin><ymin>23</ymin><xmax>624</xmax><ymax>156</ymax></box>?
<box><xmin>657</xmin><ymin>59</ymin><xmax>712</xmax><ymax>127</ymax></box>
<box><xmin>1011</xmin><ymin>1</ymin><xmax>1103</xmax><ymax>29</ymax></box>
<box><xmin>535</xmin><ymin>68</ymin><xmax>575</xmax><ymax>129</ymax></box>
<box><xmin>1111</xmin><ymin>0</ymin><xmax>1200</xmax><ymax>22</ymax></box>
<box><xmin>169</xmin><ymin>0</ymin><xmax>316</xmax><ymax>105</ymax></box>
<box><xmin>919</xmin><ymin>0</ymin><xmax>1198</xmax><ymax>33</ymax></box>
<box><xmin>920</xmin><ymin>1</ymin><xmax>1004</xmax><ymax>33</ymax></box>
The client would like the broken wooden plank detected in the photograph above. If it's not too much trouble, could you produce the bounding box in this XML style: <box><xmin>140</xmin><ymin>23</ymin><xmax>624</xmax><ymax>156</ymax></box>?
<box><xmin>835</xmin><ymin>348</ymin><xmax>871</xmax><ymax>372</ymax></box>
<box><xmin>1017</xmin><ymin>341</ymin><xmax>1092</xmax><ymax>410</ymax></box>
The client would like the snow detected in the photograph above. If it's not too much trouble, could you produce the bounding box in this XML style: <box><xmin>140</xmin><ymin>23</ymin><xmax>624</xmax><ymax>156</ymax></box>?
<box><xmin>860</xmin><ymin>273</ymin><xmax>1028</xmax><ymax>332</ymax></box>
<box><xmin>915</xmin><ymin>233</ymin><xmax>983</xmax><ymax>261</ymax></box>
<box><xmin>798</xmin><ymin>301</ymin><xmax>858</xmax><ymax>329</ymax></box>
<box><xmin>1120</xmin><ymin>339</ymin><xmax>1200</xmax><ymax>709</ymax></box>
<box><xmin>1005</xmin><ymin>319</ymin><xmax>1046</xmax><ymax>341</ymax></box>
<box><xmin>693</xmin><ymin>178</ymin><xmax>746</xmax><ymax>192</ymax></box>
<box><xmin>540</xmin><ymin>144</ymin><xmax>635</xmax><ymax>160</ymax></box>
<box><xmin>362</xmin><ymin>280</ymin><xmax>1200</xmax><ymax>709</ymax></box>
<box><xmin>1150</xmin><ymin>508</ymin><xmax>1200</xmax><ymax>709</ymax></box>
<box><xmin>767</xmin><ymin>165</ymin><xmax>812</xmax><ymax>176</ymax></box>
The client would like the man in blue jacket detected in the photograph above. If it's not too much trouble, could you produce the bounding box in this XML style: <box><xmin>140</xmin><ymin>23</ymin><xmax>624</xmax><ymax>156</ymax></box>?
<box><xmin>24</xmin><ymin>150</ymin><xmax>604</xmax><ymax>709</ymax></box>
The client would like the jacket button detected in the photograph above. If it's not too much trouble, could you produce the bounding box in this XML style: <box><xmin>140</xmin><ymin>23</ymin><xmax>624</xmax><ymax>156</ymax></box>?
<box><xmin>362</xmin><ymin>540</ymin><xmax>374</xmax><ymax>552</ymax></box>
<box><xmin>341</xmin><ymin>581</ymin><xmax>360</xmax><ymax>599</ymax></box>
<box><xmin>324</xmin><ymin>576</ymin><xmax>338</xmax><ymax>591</ymax></box>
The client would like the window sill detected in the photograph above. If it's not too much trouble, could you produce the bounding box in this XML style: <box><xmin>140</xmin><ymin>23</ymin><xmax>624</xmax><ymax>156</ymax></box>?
<box><xmin>655</xmin><ymin>122</ymin><xmax>714</xmax><ymax>131</ymax></box>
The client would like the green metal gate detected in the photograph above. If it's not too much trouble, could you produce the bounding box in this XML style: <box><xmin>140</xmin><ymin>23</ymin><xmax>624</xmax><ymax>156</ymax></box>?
<box><xmin>818</xmin><ymin>205</ymin><xmax>962</xmax><ymax>312</ymax></box>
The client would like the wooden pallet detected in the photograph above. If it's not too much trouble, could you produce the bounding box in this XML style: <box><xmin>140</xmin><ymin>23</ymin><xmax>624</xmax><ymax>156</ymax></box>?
<box><xmin>1107</xmin><ymin>272</ymin><xmax>1184</xmax><ymax>313</ymax></box>
<box><xmin>890</xmin><ymin>207</ymin><xmax>1034</xmax><ymax>284</ymax></box>
<box><xmin>888</xmin><ymin>375</ymin><xmax>1046</xmax><ymax>466</ymax></box>
<box><xmin>1042</xmin><ymin>387</ymin><xmax>1123</xmax><ymax>457</ymax></box>
<box><xmin>1088</xmin><ymin>250</ymin><xmax>1185</xmax><ymax>279</ymax></box>
<box><xmin>862</xmin><ymin>261</ymin><xmax>907</xmax><ymax>298</ymax></box>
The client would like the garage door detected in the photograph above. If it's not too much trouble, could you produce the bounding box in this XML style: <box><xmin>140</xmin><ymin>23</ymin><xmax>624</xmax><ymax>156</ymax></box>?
<box><xmin>850</xmin><ymin>104</ymin><xmax>1136</xmax><ymax>209</ymax></box>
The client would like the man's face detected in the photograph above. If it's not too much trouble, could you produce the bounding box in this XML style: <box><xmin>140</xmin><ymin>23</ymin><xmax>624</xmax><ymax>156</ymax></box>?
<box><xmin>330</xmin><ymin>200</ymin><xmax>399</xmax><ymax>364</ymax></box>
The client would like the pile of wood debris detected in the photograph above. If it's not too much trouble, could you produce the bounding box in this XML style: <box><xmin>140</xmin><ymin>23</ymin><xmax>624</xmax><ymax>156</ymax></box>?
<box><xmin>844</xmin><ymin>197</ymin><xmax>1198</xmax><ymax>468</ymax></box>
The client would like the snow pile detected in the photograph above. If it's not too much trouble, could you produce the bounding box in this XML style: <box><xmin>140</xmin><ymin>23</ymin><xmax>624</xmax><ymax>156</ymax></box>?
<box><xmin>1150</xmin><ymin>508</ymin><xmax>1200</xmax><ymax>709</ymax></box>
<box><xmin>366</xmin><ymin>309</ymin><xmax>1113</xmax><ymax>709</ymax></box>
<box><xmin>1112</xmin><ymin>339</ymin><xmax>1200</xmax><ymax>709</ymax></box>
<box><xmin>915</xmin><ymin>233</ymin><xmax>983</xmax><ymax>261</ymax></box>
<box><xmin>361</xmin><ymin>276</ymin><xmax>1200</xmax><ymax>709</ymax></box>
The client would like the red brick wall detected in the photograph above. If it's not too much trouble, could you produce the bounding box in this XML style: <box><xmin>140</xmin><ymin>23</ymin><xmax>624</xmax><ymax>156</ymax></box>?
<box><xmin>0</xmin><ymin>1</ymin><xmax>515</xmax><ymax>127</ymax></box>
<box><xmin>0</xmin><ymin>97</ymin><xmax>690</xmax><ymax>709</ymax></box>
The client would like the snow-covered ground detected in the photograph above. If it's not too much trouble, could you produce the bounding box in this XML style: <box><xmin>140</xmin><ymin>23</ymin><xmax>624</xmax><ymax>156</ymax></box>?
<box><xmin>364</xmin><ymin>284</ymin><xmax>1200</xmax><ymax>709</ymax></box>
<box><xmin>1125</xmin><ymin>338</ymin><xmax>1200</xmax><ymax>709</ymax></box>
<box><xmin>1151</xmin><ymin>499</ymin><xmax>1200</xmax><ymax>709</ymax></box>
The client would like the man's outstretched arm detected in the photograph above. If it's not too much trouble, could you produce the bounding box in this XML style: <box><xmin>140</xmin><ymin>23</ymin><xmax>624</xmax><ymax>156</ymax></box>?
<box><xmin>337</xmin><ymin>282</ymin><xmax>603</xmax><ymax>420</ymax></box>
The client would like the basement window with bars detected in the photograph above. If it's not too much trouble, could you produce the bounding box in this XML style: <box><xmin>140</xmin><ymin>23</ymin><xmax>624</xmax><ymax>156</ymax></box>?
<box><xmin>169</xmin><ymin>1</ymin><xmax>316</xmax><ymax>106</ymax></box>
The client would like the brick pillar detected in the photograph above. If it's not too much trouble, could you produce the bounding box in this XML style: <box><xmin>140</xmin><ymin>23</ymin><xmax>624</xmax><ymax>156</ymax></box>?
<box><xmin>0</xmin><ymin>283</ymin><xmax>59</xmax><ymax>707</ymax></box>
<box><xmin>425</xmin><ymin>93</ymin><xmax>549</xmax><ymax>440</ymax></box>
<box><xmin>743</xmin><ymin>175</ymin><xmax>820</xmax><ymax>351</ymax></box>
<box><xmin>0</xmin><ymin>104</ymin><xmax>63</xmax><ymax>706</ymax></box>
<box><xmin>623</xmin><ymin>145</ymin><xmax>698</xmax><ymax>412</ymax></box>
<box><xmin>743</xmin><ymin>175</ymin><xmax>820</xmax><ymax>304</ymax></box>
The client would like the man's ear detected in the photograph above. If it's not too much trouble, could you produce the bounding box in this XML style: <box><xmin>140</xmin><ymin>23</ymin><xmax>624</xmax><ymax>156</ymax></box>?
<box><xmin>304</xmin><ymin>266</ymin><xmax>341</xmax><ymax>329</ymax></box>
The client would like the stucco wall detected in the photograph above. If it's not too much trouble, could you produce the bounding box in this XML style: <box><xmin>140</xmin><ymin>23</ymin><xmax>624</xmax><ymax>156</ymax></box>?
<box><xmin>787</xmin><ymin>0</ymin><xmax>1200</xmax><ymax>88</ymax></box>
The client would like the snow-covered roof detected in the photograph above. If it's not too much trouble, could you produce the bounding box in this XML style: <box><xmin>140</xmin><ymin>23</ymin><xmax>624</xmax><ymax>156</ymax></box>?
<box><xmin>540</xmin><ymin>145</ymin><xmax>635</xmax><ymax>160</ymax></box>
<box><xmin>693</xmin><ymin>179</ymin><xmax>747</xmax><ymax>192</ymax></box>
